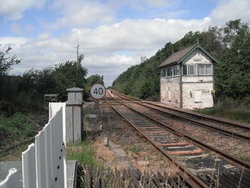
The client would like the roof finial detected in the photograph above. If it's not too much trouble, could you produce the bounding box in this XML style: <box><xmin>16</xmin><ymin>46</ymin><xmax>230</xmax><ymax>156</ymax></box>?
<box><xmin>197</xmin><ymin>38</ymin><xmax>199</xmax><ymax>45</ymax></box>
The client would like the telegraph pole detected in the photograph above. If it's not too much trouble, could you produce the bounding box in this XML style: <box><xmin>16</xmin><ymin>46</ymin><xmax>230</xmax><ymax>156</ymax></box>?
<box><xmin>76</xmin><ymin>44</ymin><xmax>79</xmax><ymax>63</ymax></box>
<box><xmin>76</xmin><ymin>44</ymin><xmax>79</xmax><ymax>79</ymax></box>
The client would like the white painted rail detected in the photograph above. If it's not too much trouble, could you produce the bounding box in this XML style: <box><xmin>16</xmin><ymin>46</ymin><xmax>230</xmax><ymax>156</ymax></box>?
<box><xmin>22</xmin><ymin>107</ymin><xmax>66</xmax><ymax>188</ymax></box>
<box><xmin>22</xmin><ymin>144</ymin><xmax>36</xmax><ymax>188</ymax></box>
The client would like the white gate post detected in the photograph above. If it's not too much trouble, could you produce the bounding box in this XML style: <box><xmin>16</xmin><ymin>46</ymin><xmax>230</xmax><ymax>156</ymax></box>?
<box><xmin>66</xmin><ymin>87</ymin><xmax>83</xmax><ymax>144</ymax></box>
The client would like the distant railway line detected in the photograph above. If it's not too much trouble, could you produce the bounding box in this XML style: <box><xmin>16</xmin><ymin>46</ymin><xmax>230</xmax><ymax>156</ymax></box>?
<box><xmin>104</xmin><ymin>90</ymin><xmax>250</xmax><ymax>188</ymax></box>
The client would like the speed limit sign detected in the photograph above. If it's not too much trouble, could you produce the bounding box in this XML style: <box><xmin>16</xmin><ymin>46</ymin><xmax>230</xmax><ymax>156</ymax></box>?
<box><xmin>90</xmin><ymin>84</ymin><xmax>106</xmax><ymax>100</ymax></box>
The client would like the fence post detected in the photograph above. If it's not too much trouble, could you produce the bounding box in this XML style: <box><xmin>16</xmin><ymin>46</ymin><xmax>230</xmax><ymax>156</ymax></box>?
<box><xmin>35</xmin><ymin>130</ymin><xmax>46</xmax><ymax>188</ymax></box>
<box><xmin>22</xmin><ymin>144</ymin><xmax>36</xmax><ymax>188</ymax></box>
<box><xmin>66</xmin><ymin>87</ymin><xmax>83</xmax><ymax>144</ymax></box>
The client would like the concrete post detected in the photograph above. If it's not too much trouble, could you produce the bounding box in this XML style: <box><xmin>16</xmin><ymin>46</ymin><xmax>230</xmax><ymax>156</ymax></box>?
<box><xmin>66</xmin><ymin>87</ymin><xmax>83</xmax><ymax>144</ymax></box>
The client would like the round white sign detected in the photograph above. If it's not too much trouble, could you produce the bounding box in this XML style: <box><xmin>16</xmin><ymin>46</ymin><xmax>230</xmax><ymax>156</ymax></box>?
<box><xmin>90</xmin><ymin>84</ymin><xmax>106</xmax><ymax>100</ymax></box>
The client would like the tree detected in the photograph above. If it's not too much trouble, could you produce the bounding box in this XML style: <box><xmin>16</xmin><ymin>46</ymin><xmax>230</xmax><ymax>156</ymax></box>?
<box><xmin>112</xmin><ymin>20</ymin><xmax>250</xmax><ymax>101</ymax></box>
<box><xmin>216</xmin><ymin>19</ymin><xmax>250</xmax><ymax>99</ymax></box>
<box><xmin>52</xmin><ymin>61</ymin><xmax>88</xmax><ymax>98</ymax></box>
<box><xmin>140</xmin><ymin>80</ymin><xmax>152</xmax><ymax>99</ymax></box>
<box><xmin>0</xmin><ymin>46</ymin><xmax>21</xmax><ymax>75</ymax></box>
<box><xmin>0</xmin><ymin>45</ymin><xmax>21</xmax><ymax>109</ymax></box>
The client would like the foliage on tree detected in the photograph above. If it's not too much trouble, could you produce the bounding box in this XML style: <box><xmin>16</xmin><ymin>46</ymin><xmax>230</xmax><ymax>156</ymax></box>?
<box><xmin>52</xmin><ymin>61</ymin><xmax>87</xmax><ymax>98</ymax></box>
<box><xmin>0</xmin><ymin>46</ymin><xmax>22</xmax><ymax>111</ymax></box>
<box><xmin>112</xmin><ymin>31</ymin><xmax>201</xmax><ymax>99</ymax></box>
<box><xmin>215</xmin><ymin>20</ymin><xmax>250</xmax><ymax>99</ymax></box>
<box><xmin>86</xmin><ymin>74</ymin><xmax>104</xmax><ymax>86</ymax></box>
<box><xmin>112</xmin><ymin>20</ymin><xmax>250</xmax><ymax>101</ymax></box>
<box><xmin>0</xmin><ymin>46</ymin><xmax>20</xmax><ymax>75</ymax></box>
<box><xmin>0</xmin><ymin>60</ymin><xmax>88</xmax><ymax>112</ymax></box>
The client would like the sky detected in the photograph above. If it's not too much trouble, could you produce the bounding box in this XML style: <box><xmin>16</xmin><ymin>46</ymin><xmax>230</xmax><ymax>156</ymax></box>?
<box><xmin>0</xmin><ymin>0</ymin><xmax>250</xmax><ymax>87</ymax></box>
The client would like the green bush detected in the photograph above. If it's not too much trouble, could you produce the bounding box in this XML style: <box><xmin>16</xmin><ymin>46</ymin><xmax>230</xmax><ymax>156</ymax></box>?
<box><xmin>243</xmin><ymin>96</ymin><xmax>250</xmax><ymax>107</ymax></box>
<box><xmin>195</xmin><ymin>98</ymin><xmax>250</xmax><ymax>124</ymax></box>
<box><xmin>0</xmin><ymin>113</ymin><xmax>36</xmax><ymax>138</ymax></box>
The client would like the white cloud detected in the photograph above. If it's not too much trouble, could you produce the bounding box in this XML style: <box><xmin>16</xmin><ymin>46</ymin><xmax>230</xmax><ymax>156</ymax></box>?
<box><xmin>37</xmin><ymin>32</ymin><xmax>51</xmax><ymax>40</ymax></box>
<box><xmin>144</xmin><ymin>0</ymin><xmax>172</xmax><ymax>7</ymax></box>
<box><xmin>86</xmin><ymin>54</ymin><xmax>138</xmax><ymax>68</ymax></box>
<box><xmin>85</xmin><ymin>54</ymin><xmax>139</xmax><ymax>86</ymax></box>
<box><xmin>64</xmin><ymin>17</ymin><xmax>211</xmax><ymax>54</ymax></box>
<box><xmin>46</xmin><ymin>0</ymin><xmax>115</xmax><ymax>29</ymax></box>
<box><xmin>46</xmin><ymin>0</ymin><xmax>181</xmax><ymax>29</ymax></box>
<box><xmin>0</xmin><ymin>37</ymin><xmax>27</xmax><ymax>48</ymax></box>
<box><xmin>210</xmin><ymin>0</ymin><xmax>250</xmax><ymax>24</ymax></box>
<box><xmin>111</xmin><ymin>0</ymin><xmax>177</xmax><ymax>12</ymax></box>
<box><xmin>0</xmin><ymin>0</ymin><xmax>47</xmax><ymax>20</ymax></box>
<box><xmin>6</xmin><ymin>17</ymin><xmax>212</xmax><ymax>86</ymax></box>
<box><xmin>4</xmin><ymin>0</ymin><xmax>250</xmax><ymax>87</ymax></box>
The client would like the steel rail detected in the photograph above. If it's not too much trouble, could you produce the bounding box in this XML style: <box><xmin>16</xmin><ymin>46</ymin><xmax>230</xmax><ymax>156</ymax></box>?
<box><xmin>107</xmin><ymin>101</ymin><xmax>209</xmax><ymax>188</ymax></box>
<box><xmin>114</xmin><ymin>91</ymin><xmax>250</xmax><ymax>131</ymax></box>
<box><xmin>137</xmin><ymin>102</ymin><xmax>250</xmax><ymax>142</ymax></box>
<box><xmin>145</xmin><ymin>101</ymin><xmax>250</xmax><ymax>131</ymax></box>
<box><xmin>112</xmin><ymin>91</ymin><xmax>250</xmax><ymax>141</ymax></box>
<box><xmin>107</xmin><ymin>92</ymin><xmax>250</xmax><ymax>171</ymax></box>
<box><xmin>120</xmin><ymin>102</ymin><xmax>250</xmax><ymax>171</ymax></box>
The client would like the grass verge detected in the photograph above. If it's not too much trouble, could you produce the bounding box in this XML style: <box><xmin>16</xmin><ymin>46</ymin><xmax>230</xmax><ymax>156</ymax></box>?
<box><xmin>0</xmin><ymin>139</ymin><xmax>34</xmax><ymax>161</ymax></box>
<box><xmin>195</xmin><ymin>106</ymin><xmax>250</xmax><ymax>124</ymax></box>
<box><xmin>67</xmin><ymin>137</ymin><xmax>102</xmax><ymax>167</ymax></box>
<box><xmin>0</xmin><ymin>112</ymin><xmax>37</xmax><ymax>152</ymax></box>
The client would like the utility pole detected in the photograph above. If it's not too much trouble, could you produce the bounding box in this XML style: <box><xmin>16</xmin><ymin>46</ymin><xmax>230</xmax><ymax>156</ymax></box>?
<box><xmin>76</xmin><ymin>44</ymin><xmax>79</xmax><ymax>80</ymax></box>
<box><xmin>76</xmin><ymin>44</ymin><xmax>79</xmax><ymax>63</ymax></box>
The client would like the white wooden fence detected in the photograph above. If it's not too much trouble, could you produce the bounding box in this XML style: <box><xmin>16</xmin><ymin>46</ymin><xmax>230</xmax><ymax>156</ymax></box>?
<box><xmin>0</xmin><ymin>103</ymin><xmax>67</xmax><ymax>188</ymax></box>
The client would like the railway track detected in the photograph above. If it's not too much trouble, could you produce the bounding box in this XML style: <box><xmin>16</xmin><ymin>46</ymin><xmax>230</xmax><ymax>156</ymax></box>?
<box><xmin>111</xmin><ymin>90</ymin><xmax>250</xmax><ymax>142</ymax></box>
<box><xmin>106</xmin><ymin>100</ymin><xmax>208</xmax><ymax>187</ymax></box>
<box><xmin>105</xmin><ymin>90</ymin><xmax>250</xmax><ymax>188</ymax></box>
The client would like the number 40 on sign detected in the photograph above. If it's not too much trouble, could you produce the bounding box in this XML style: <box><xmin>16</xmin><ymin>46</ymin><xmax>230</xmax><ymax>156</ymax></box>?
<box><xmin>90</xmin><ymin>84</ymin><xmax>106</xmax><ymax>100</ymax></box>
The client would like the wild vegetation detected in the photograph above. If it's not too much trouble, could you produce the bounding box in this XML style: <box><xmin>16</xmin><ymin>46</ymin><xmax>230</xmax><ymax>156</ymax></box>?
<box><xmin>195</xmin><ymin>98</ymin><xmax>250</xmax><ymax>123</ymax></box>
<box><xmin>112</xmin><ymin>20</ymin><xmax>250</xmax><ymax>122</ymax></box>
<box><xmin>67</xmin><ymin>138</ymin><xmax>97</xmax><ymax>166</ymax></box>
<box><xmin>112</xmin><ymin>20</ymin><xmax>250</xmax><ymax>101</ymax></box>
<box><xmin>0</xmin><ymin>113</ymin><xmax>36</xmax><ymax>147</ymax></box>
<box><xmin>0</xmin><ymin>47</ymin><xmax>103</xmax><ymax>157</ymax></box>
<box><xmin>0</xmin><ymin>56</ymin><xmax>103</xmax><ymax>114</ymax></box>
<box><xmin>0</xmin><ymin>112</ymin><xmax>38</xmax><ymax>160</ymax></box>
